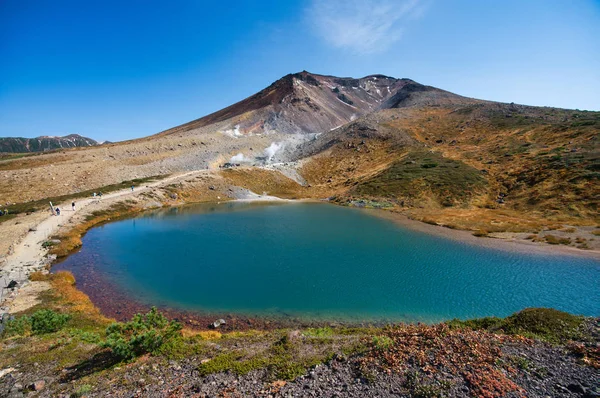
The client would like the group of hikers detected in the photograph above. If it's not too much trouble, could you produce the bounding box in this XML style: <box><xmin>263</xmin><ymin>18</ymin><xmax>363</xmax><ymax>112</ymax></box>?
<box><xmin>54</xmin><ymin>201</ymin><xmax>78</xmax><ymax>216</ymax></box>
<box><xmin>52</xmin><ymin>185</ymin><xmax>135</xmax><ymax>216</ymax></box>
<box><xmin>0</xmin><ymin>209</ymin><xmax>9</xmax><ymax>216</ymax></box>
<box><xmin>53</xmin><ymin>201</ymin><xmax>76</xmax><ymax>216</ymax></box>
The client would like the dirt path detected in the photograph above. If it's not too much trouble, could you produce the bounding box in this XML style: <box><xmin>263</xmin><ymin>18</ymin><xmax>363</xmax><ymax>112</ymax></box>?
<box><xmin>0</xmin><ymin>170</ymin><xmax>203</xmax><ymax>313</ymax></box>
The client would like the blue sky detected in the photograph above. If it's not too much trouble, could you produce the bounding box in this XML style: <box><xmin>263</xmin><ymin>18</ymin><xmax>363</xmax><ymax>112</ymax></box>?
<box><xmin>1</xmin><ymin>0</ymin><xmax>599</xmax><ymax>142</ymax></box>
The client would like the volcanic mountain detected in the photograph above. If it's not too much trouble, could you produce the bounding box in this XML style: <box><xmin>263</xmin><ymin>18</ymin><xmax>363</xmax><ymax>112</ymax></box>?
<box><xmin>157</xmin><ymin>71</ymin><xmax>477</xmax><ymax>138</ymax></box>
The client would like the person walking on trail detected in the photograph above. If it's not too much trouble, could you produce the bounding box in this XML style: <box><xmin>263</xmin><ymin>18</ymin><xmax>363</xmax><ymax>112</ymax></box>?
<box><xmin>72</xmin><ymin>202</ymin><xmax>75</xmax><ymax>211</ymax></box>
<box><xmin>131</xmin><ymin>185</ymin><xmax>134</xmax><ymax>192</ymax></box>
<box><xmin>99</xmin><ymin>192</ymin><xmax>103</xmax><ymax>199</ymax></box>
<box><xmin>55</xmin><ymin>207</ymin><xmax>61</xmax><ymax>216</ymax></box>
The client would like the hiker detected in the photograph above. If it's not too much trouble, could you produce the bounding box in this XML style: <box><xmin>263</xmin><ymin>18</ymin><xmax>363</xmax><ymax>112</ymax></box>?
<box><xmin>55</xmin><ymin>207</ymin><xmax>61</xmax><ymax>216</ymax></box>
<box><xmin>93</xmin><ymin>192</ymin><xmax>96</xmax><ymax>198</ymax></box>
<box><xmin>72</xmin><ymin>202</ymin><xmax>75</xmax><ymax>211</ymax></box>
<box><xmin>131</xmin><ymin>185</ymin><xmax>134</xmax><ymax>192</ymax></box>
<box><xmin>99</xmin><ymin>192</ymin><xmax>103</xmax><ymax>199</ymax></box>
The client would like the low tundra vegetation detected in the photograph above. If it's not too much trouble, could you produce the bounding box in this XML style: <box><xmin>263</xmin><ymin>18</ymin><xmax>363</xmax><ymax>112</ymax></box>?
<box><xmin>448</xmin><ymin>307</ymin><xmax>585</xmax><ymax>344</ymax></box>
<box><xmin>101</xmin><ymin>307</ymin><xmax>182</xmax><ymax>360</ymax></box>
<box><xmin>3</xmin><ymin>309</ymin><xmax>71</xmax><ymax>337</ymax></box>
<box><xmin>0</xmin><ymin>276</ymin><xmax>596</xmax><ymax>398</ymax></box>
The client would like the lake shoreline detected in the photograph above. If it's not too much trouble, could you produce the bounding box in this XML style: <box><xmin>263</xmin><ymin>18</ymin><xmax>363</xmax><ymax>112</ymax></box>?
<box><xmin>2</xmin><ymin>172</ymin><xmax>598</xmax><ymax>321</ymax></box>
<box><xmin>52</xmin><ymin>201</ymin><xmax>599</xmax><ymax>326</ymax></box>
<box><xmin>362</xmin><ymin>207</ymin><xmax>600</xmax><ymax>260</ymax></box>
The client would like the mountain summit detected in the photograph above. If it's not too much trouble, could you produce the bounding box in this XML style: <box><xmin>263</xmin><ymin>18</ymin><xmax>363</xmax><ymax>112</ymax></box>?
<box><xmin>158</xmin><ymin>71</ymin><xmax>474</xmax><ymax>138</ymax></box>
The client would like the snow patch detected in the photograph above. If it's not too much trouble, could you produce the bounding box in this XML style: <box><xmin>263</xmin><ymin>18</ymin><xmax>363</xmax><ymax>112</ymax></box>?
<box><xmin>335</xmin><ymin>96</ymin><xmax>357</xmax><ymax>108</ymax></box>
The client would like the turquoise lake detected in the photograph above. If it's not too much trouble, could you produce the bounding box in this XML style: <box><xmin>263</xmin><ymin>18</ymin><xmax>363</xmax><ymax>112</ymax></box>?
<box><xmin>54</xmin><ymin>202</ymin><xmax>600</xmax><ymax>323</ymax></box>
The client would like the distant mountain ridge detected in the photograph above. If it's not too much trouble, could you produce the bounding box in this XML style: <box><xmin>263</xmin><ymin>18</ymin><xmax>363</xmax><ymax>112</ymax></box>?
<box><xmin>0</xmin><ymin>134</ymin><xmax>98</xmax><ymax>153</ymax></box>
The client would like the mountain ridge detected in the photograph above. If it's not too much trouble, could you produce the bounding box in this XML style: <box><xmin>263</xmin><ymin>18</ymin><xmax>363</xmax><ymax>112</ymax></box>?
<box><xmin>0</xmin><ymin>134</ymin><xmax>98</xmax><ymax>153</ymax></box>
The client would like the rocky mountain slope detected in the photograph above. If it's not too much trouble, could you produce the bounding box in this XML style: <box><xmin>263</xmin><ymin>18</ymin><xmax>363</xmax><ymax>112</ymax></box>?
<box><xmin>156</xmin><ymin>71</ymin><xmax>471</xmax><ymax>138</ymax></box>
<box><xmin>0</xmin><ymin>134</ymin><xmax>98</xmax><ymax>153</ymax></box>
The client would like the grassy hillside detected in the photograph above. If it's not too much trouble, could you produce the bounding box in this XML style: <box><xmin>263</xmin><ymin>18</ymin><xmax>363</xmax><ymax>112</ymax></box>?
<box><xmin>352</xmin><ymin>150</ymin><xmax>487</xmax><ymax>207</ymax></box>
<box><xmin>299</xmin><ymin>102</ymin><xmax>599</xmax><ymax>232</ymax></box>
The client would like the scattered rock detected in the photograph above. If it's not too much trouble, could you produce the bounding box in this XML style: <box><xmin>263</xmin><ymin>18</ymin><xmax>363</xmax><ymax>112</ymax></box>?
<box><xmin>0</xmin><ymin>368</ymin><xmax>15</xmax><ymax>378</ymax></box>
<box><xmin>30</xmin><ymin>380</ymin><xmax>45</xmax><ymax>391</ymax></box>
<box><xmin>211</xmin><ymin>319</ymin><xmax>226</xmax><ymax>328</ymax></box>
<box><xmin>568</xmin><ymin>383</ymin><xmax>586</xmax><ymax>394</ymax></box>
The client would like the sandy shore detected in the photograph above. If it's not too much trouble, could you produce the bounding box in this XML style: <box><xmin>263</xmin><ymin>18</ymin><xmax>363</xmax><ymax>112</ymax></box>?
<box><xmin>363</xmin><ymin>207</ymin><xmax>600</xmax><ymax>260</ymax></box>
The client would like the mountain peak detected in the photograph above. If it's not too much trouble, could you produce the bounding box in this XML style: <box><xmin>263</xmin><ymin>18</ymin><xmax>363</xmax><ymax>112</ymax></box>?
<box><xmin>157</xmin><ymin>72</ymin><xmax>472</xmax><ymax>137</ymax></box>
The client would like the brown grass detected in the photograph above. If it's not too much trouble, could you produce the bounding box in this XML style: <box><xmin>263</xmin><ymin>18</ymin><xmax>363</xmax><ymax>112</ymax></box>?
<box><xmin>181</xmin><ymin>329</ymin><xmax>222</xmax><ymax>340</ymax></box>
<box><xmin>49</xmin><ymin>271</ymin><xmax>113</xmax><ymax>325</ymax></box>
<box><xmin>544</xmin><ymin>235</ymin><xmax>572</xmax><ymax>245</ymax></box>
<box><xmin>409</xmin><ymin>207</ymin><xmax>550</xmax><ymax>233</ymax></box>
<box><xmin>221</xmin><ymin>168</ymin><xmax>311</xmax><ymax>199</ymax></box>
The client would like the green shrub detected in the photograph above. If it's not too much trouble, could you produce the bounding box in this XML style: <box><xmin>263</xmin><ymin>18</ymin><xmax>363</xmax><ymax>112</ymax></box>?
<box><xmin>3</xmin><ymin>309</ymin><xmax>70</xmax><ymax>337</ymax></box>
<box><xmin>372</xmin><ymin>335</ymin><xmax>394</xmax><ymax>351</ymax></box>
<box><xmin>30</xmin><ymin>309</ymin><xmax>71</xmax><ymax>334</ymax></box>
<box><xmin>72</xmin><ymin>384</ymin><xmax>93</xmax><ymax>397</ymax></box>
<box><xmin>501</xmin><ymin>308</ymin><xmax>584</xmax><ymax>343</ymax></box>
<box><xmin>3</xmin><ymin>315</ymin><xmax>32</xmax><ymax>337</ymax></box>
<box><xmin>448</xmin><ymin>308</ymin><xmax>585</xmax><ymax>344</ymax></box>
<box><xmin>70</xmin><ymin>329</ymin><xmax>101</xmax><ymax>344</ymax></box>
<box><xmin>102</xmin><ymin>307</ymin><xmax>182</xmax><ymax>360</ymax></box>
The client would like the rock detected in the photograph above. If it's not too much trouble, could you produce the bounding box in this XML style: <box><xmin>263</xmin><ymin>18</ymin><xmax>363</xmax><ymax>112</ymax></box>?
<box><xmin>212</xmin><ymin>319</ymin><xmax>226</xmax><ymax>328</ymax></box>
<box><xmin>0</xmin><ymin>367</ymin><xmax>15</xmax><ymax>378</ymax></box>
<box><xmin>288</xmin><ymin>330</ymin><xmax>302</xmax><ymax>340</ymax></box>
<box><xmin>567</xmin><ymin>383</ymin><xmax>586</xmax><ymax>394</ymax></box>
<box><xmin>208</xmin><ymin>186</ymin><xmax>215</xmax><ymax>190</ymax></box>
<box><xmin>30</xmin><ymin>380</ymin><xmax>45</xmax><ymax>391</ymax></box>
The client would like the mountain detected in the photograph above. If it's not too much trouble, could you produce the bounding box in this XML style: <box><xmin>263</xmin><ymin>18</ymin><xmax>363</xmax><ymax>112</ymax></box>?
<box><xmin>0</xmin><ymin>134</ymin><xmax>98</xmax><ymax>153</ymax></box>
<box><xmin>0</xmin><ymin>71</ymin><xmax>597</xmax><ymax>238</ymax></box>
<box><xmin>157</xmin><ymin>71</ymin><xmax>475</xmax><ymax>138</ymax></box>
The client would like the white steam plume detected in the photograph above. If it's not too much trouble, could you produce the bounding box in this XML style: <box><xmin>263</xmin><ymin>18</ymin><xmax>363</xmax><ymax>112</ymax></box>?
<box><xmin>264</xmin><ymin>142</ymin><xmax>283</xmax><ymax>162</ymax></box>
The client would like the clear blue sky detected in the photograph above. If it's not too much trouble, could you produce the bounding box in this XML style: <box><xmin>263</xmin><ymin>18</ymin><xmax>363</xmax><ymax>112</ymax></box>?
<box><xmin>1</xmin><ymin>0</ymin><xmax>599</xmax><ymax>142</ymax></box>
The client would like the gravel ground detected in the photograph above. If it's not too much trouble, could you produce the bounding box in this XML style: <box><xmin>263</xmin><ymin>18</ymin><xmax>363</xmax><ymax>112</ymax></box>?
<box><xmin>1</xmin><ymin>332</ymin><xmax>598</xmax><ymax>397</ymax></box>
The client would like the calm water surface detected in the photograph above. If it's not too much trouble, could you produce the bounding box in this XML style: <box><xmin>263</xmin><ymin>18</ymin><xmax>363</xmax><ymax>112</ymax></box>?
<box><xmin>54</xmin><ymin>202</ymin><xmax>600</xmax><ymax>322</ymax></box>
